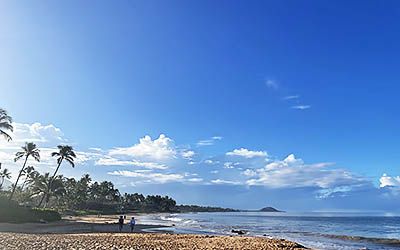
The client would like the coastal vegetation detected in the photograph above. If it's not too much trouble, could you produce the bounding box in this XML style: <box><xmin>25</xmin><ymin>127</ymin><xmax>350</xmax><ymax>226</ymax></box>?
<box><xmin>176</xmin><ymin>205</ymin><xmax>239</xmax><ymax>213</ymax></box>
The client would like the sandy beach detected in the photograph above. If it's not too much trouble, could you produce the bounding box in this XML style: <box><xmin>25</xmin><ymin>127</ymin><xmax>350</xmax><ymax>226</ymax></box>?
<box><xmin>0</xmin><ymin>232</ymin><xmax>307</xmax><ymax>250</ymax></box>
<box><xmin>0</xmin><ymin>215</ymin><xmax>308</xmax><ymax>249</ymax></box>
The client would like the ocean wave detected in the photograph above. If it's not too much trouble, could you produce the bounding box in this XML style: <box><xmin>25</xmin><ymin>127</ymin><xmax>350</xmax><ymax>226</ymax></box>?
<box><xmin>183</xmin><ymin>219</ymin><xmax>198</xmax><ymax>224</ymax></box>
<box><xmin>322</xmin><ymin>234</ymin><xmax>400</xmax><ymax>246</ymax></box>
<box><xmin>160</xmin><ymin>216</ymin><xmax>183</xmax><ymax>222</ymax></box>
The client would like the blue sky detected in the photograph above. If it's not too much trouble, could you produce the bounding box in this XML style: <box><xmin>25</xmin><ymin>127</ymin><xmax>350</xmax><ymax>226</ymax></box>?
<box><xmin>1</xmin><ymin>1</ymin><xmax>400</xmax><ymax>211</ymax></box>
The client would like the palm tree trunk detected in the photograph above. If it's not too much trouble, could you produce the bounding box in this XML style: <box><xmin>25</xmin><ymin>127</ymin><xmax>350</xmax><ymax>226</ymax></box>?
<box><xmin>0</xmin><ymin>178</ymin><xmax>4</xmax><ymax>189</ymax></box>
<box><xmin>42</xmin><ymin>158</ymin><xmax>63</xmax><ymax>208</ymax></box>
<box><xmin>20</xmin><ymin>178</ymin><xmax>28</xmax><ymax>191</ymax></box>
<box><xmin>51</xmin><ymin>159</ymin><xmax>62</xmax><ymax>182</ymax></box>
<box><xmin>9</xmin><ymin>155</ymin><xmax>28</xmax><ymax>200</ymax></box>
<box><xmin>38</xmin><ymin>193</ymin><xmax>46</xmax><ymax>207</ymax></box>
<box><xmin>43</xmin><ymin>193</ymin><xmax>51</xmax><ymax>208</ymax></box>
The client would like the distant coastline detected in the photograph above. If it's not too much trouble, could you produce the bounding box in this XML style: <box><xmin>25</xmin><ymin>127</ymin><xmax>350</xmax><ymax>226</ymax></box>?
<box><xmin>175</xmin><ymin>205</ymin><xmax>282</xmax><ymax>213</ymax></box>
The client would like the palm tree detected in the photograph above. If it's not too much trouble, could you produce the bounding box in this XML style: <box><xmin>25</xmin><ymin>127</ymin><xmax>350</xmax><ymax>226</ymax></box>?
<box><xmin>32</xmin><ymin>173</ymin><xmax>65</xmax><ymax>208</ymax></box>
<box><xmin>0</xmin><ymin>108</ymin><xmax>13</xmax><ymax>141</ymax></box>
<box><xmin>0</xmin><ymin>164</ymin><xmax>11</xmax><ymax>190</ymax></box>
<box><xmin>20</xmin><ymin>166</ymin><xmax>36</xmax><ymax>190</ymax></box>
<box><xmin>50</xmin><ymin>145</ymin><xmax>76</xmax><ymax>180</ymax></box>
<box><xmin>9</xmin><ymin>142</ymin><xmax>40</xmax><ymax>200</ymax></box>
<box><xmin>38</xmin><ymin>145</ymin><xmax>76</xmax><ymax>207</ymax></box>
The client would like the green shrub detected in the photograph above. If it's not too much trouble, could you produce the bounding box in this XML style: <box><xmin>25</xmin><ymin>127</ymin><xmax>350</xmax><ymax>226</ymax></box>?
<box><xmin>0</xmin><ymin>197</ymin><xmax>61</xmax><ymax>223</ymax></box>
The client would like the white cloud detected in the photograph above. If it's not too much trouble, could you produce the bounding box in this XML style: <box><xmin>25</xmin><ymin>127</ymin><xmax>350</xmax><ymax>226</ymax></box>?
<box><xmin>284</xmin><ymin>95</ymin><xmax>300</xmax><ymax>100</ymax></box>
<box><xmin>243</xmin><ymin>169</ymin><xmax>257</xmax><ymax>177</ymax></box>
<box><xmin>108</xmin><ymin>170</ymin><xmax>185</xmax><ymax>184</ymax></box>
<box><xmin>88</xmin><ymin>147</ymin><xmax>102</xmax><ymax>152</ymax></box>
<box><xmin>226</xmin><ymin>148</ymin><xmax>267</xmax><ymax>158</ymax></box>
<box><xmin>245</xmin><ymin>154</ymin><xmax>366</xmax><ymax>190</ymax></box>
<box><xmin>204</xmin><ymin>159</ymin><xmax>220</xmax><ymax>165</ymax></box>
<box><xmin>211</xmin><ymin>179</ymin><xmax>241</xmax><ymax>185</ymax></box>
<box><xmin>223</xmin><ymin>162</ymin><xmax>238</xmax><ymax>169</ymax></box>
<box><xmin>265</xmin><ymin>79</ymin><xmax>278</xmax><ymax>89</ymax></box>
<box><xmin>181</xmin><ymin>150</ymin><xmax>195</xmax><ymax>160</ymax></box>
<box><xmin>291</xmin><ymin>105</ymin><xmax>311</xmax><ymax>110</ymax></box>
<box><xmin>196</xmin><ymin>136</ymin><xmax>223</xmax><ymax>146</ymax></box>
<box><xmin>10</xmin><ymin>122</ymin><xmax>66</xmax><ymax>144</ymax></box>
<box><xmin>95</xmin><ymin>157</ymin><xmax>168</xmax><ymax>169</ymax></box>
<box><xmin>187</xmin><ymin>178</ymin><xmax>203</xmax><ymax>182</ymax></box>
<box><xmin>109</xmin><ymin>134</ymin><xmax>176</xmax><ymax>160</ymax></box>
<box><xmin>380</xmin><ymin>174</ymin><xmax>400</xmax><ymax>188</ymax></box>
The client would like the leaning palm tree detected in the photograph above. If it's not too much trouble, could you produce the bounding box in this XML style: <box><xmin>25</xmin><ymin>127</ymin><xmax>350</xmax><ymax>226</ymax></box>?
<box><xmin>41</xmin><ymin>145</ymin><xmax>76</xmax><ymax>207</ymax></box>
<box><xmin>9</xmin><ymin>142</ymin><xmax>40</xmax><ymax>200</ymax></box>
<box><xmin>0</xmin><ymin>108</ymin><xmax>13</xmax><ymax>141</ymax></box>
<box><xmin>50</xmin><ymin>145</ymin><xmax>76</xmax><ymax>180</ymax></box>
<box><xmin>0</xmin><ymin>165</ymin><xmax>12</xmax><ymax>190</ymax></box>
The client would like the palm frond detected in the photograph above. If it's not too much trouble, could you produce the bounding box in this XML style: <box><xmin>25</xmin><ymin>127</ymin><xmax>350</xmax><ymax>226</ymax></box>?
<box><xmin>65</xmin><ymin>158</ymin><xmax>75</xmax><ymax>168</ymax></box>
<box><xmin>0</xmin><ymin>130</ymin><xmax>12</xmax><ymax>141</ymax></box>
<box><xmin>0</xmin><ymin>121</ymin><xmax>13</xmax><ymax>130</ymax></box>
<box><xmin>32</xmin><ymin>152</ymin><xmax>40</xmax><ymax>162</ymax></box>
<box><xmin>14</xmin><ymin>152</ymin><xmax>25</xmax><ymax>162</ymax></box>
<box><xmin>51</xmin><ymin>152</ymin><xmax>60</xmax><ymax>157</ymax></box>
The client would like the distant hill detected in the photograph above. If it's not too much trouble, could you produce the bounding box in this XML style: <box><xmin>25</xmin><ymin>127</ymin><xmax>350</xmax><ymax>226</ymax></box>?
<box><xmin>259</xmin><ymin>206</ymin><xmax>282</xmax><ymax>212</ymax></box>
<box><xmin>177</xmin><ymin>205</ymin><xmax>239</xmax><ymax>213</ymax></box>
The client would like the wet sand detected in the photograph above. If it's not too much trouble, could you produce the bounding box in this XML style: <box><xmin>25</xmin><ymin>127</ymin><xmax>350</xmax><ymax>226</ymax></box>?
<box><xmin>0</xmin><ymin>214</ymin><xmax>167</xmax><ymax>234</ymax></box>
<box><xmin>0</xmin><ymin>232</ymin><xmax>307</xmax><ymax>250</ymax></box>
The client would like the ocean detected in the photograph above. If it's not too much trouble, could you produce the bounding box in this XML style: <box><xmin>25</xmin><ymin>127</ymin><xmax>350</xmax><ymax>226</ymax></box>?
<box><xmin>138</xmin><ymin>212</ymin><xmax>400</xmax><ymax>250</ymax></box>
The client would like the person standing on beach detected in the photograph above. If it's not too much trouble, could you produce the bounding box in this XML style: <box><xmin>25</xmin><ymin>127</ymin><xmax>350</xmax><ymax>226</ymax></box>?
<box><xmin>118</xmin><ymin>215</ymin><xmax>124</xmax><ymax>232</ymax></box>
<box><xmin>129</xmin><ymin>217</ymin><xmax>136</xmax><ymax>233</ymax></box>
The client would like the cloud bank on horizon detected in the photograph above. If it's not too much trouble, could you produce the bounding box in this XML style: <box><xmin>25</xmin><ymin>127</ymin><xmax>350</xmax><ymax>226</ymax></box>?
<box><xmin>1</xmin><ymin>121</ymin><xmax>399</xmax><ymax>211</ymax></box>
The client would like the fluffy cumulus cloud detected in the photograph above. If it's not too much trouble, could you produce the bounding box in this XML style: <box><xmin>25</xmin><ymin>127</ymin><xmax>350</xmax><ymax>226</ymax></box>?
<box><xmin>11</xmin><ymin>122</ymin><xmax>66</xmax><ymax>144</ymax></box>
<box><xmin>245</xmin><ymin>154</ymin><xmax>366</xmax><ymax>190</ymax></box>
<box><xmin>95</xmin><ymin>134</ymin><xmax>196</xmax><ymax>171</ymax></box>
<box><xmin>226</xmin><ymin>148</ymin><xmax>267</xmax><ymax>158</ymax></box>
<box><xmin>109</xmin><ymin>134</ymin><xmax>176</xmax><ymax>160</ymax></box>
<box><xmin>380</xmin><ymin>174</ymin><xmax>400</xmax><ymax>188</ymax></box>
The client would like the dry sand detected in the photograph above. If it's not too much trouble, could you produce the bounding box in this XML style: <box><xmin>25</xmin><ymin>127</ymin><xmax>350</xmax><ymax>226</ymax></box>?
<box><xmin>0</xmin><ymin>232</ymin><xmax>307</xmax><ymax>250</ymax></box>
<box><xmin>0</xmin><ymin>215</ymin><xmax>308</xmax><ymax>249</ymax></box>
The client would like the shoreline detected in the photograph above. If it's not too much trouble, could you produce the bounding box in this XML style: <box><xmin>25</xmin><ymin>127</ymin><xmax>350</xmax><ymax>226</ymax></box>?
<box><xmin>0</xmin><ymin>220</ymin><xmax>169</xmax><ymax>234</ymax></box>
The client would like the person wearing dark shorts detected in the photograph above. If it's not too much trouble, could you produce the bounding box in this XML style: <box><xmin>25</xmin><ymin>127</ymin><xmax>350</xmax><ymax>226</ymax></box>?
<box><xmin>118</xmin><ymin>215</ymin><xmax>124</xmax><ymax>232</ymax></box>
